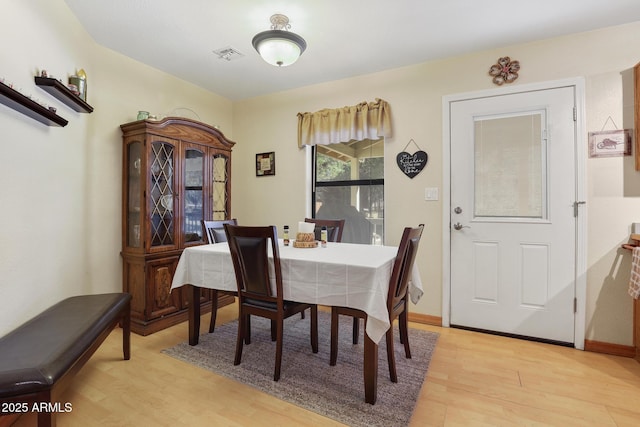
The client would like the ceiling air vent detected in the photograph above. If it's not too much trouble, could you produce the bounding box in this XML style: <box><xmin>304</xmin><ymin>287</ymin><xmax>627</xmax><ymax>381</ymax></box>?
<box><xmin>213</xmin><ymin>47</ymin><xmax>244</xmax><ymax>61</ymax></box>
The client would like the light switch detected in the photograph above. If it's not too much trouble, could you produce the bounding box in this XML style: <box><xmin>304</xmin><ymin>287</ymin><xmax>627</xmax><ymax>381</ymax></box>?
<box><xmin>424</xmin><ymin>187</ymin><xmax>439</xmax><ymax>201</ymax></box>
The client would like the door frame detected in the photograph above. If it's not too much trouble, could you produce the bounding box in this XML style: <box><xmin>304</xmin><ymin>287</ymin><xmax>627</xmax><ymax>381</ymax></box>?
<box><xmin>441</xmin><ymin>78</ymin><xmax>587</xmax><ymax>349</ymax></box>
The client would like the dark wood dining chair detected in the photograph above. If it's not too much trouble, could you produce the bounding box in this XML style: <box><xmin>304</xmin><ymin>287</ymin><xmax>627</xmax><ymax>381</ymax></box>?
<box><xmin>224</xmin><ymin>224</ymin><xmax>319</xmax><ymax>381</ymax></box>
<box><xmin>203</xmin><ymin>218</ymin><xmax>237</xmax><ymax>245</ymax></box>
<box><xmin>329</xmin><ymin>224</ymin><xmax>423</xmax><ymax>383</ymax></box>
<box><xmin>201</xmin><ymin>219</ymin><xmax>237</xmax><ymax>333</ymax></box>
<box><xmin>304</xmin><ymin>217</ymin><xmax>345</xmax><ymax>243</ymax></box>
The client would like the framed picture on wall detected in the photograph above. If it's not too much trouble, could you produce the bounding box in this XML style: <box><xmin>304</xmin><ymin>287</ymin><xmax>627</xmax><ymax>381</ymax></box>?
<box><xmin>588</xmin><ymin>130</ymin><xmax>631</xmax><ymax>158</ymax></box>
<box><xmin>256</xmin><ymin>152</ymin><xmax>275</xmax><ymax>176</ymax></box>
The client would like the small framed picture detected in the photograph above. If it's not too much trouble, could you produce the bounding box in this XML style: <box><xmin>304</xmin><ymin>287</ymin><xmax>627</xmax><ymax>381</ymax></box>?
<box><xmin>588</xmin><ymin>130</ymin><xmax>631</xmax><ymax>158</ymax></box>
<box><xmin>256</xmin><ymin>152</ymin><xmax>275</xmax><ymax>176</ymax></box>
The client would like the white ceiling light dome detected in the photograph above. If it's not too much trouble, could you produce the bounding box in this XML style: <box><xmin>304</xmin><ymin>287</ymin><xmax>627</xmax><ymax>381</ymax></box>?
<box><xmin>252</xmin><ymin>14</ymin><xmax>307</xmax><ymax>67</ymax></box>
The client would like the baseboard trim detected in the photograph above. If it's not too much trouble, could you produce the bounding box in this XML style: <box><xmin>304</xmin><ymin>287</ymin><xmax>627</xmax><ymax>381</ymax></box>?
<box><xmin>404</xmin><ymin>316</ymin><xmax>635</xmax><ymax>359</ymax></box>
<box><xmin>408</xmin><ymin>313</ymin><xmax>442</xmax><ymax>326</ymax></box>
<box><xmin>409</xmin><ymin>315</ymin><xmax>637</xmax><ymax>359</ymax></box>
<box><xmin>584</xmin><ymin>339</ymin><xmax>636</xmax><ymax>358</ymax></box>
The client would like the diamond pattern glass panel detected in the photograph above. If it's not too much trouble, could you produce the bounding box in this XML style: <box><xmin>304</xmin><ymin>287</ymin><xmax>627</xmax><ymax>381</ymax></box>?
<box><xmin>212</xmin><ymin>154</ymin><xmax>228</xmax><ymax>220</ymax></box>
<box><xmin>150</xmin><ymin>142</ymin><xmax>175</xmax><ymax>246</ymax></box>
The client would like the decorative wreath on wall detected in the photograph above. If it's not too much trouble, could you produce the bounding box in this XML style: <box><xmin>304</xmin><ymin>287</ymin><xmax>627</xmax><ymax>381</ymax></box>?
<box><xmin>489</xmin><ymin>57</ymin><xmax>520</xmax><ymax>85</ymax></box>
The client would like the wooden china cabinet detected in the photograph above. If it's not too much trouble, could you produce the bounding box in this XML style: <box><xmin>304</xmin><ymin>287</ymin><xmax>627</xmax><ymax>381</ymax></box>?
<box><xmin>120</xmin><ymin>117</ymin><xmax>235</xmax><ymax>335</ymax></box>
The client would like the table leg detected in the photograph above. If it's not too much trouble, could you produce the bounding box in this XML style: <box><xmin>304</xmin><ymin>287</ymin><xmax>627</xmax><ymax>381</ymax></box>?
<box><xmin>188</xmin><ymin>285</ymin><xmax>201</xmax><ymax>346</ymax></box>
<box><xmin>363</xmin><ymin>333</ymin><xmax>378</xmax><ymax>404</ymax></box>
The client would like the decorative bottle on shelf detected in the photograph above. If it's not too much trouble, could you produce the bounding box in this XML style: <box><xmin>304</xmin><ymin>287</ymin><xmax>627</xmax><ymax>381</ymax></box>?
<box><xmin>321</xmin><ymin>226</ymin><xmax>327</xmax><ymax>248</ymax></box>
<box><xmin>283</xmin><ymin>225</ymin><xmax>290</xmax><ymax>246</ymax></box>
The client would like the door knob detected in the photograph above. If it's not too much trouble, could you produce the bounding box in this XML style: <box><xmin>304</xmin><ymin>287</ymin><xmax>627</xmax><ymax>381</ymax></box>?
<box><xmin>453</xmin><ymin>222</ymin><xmax>469</xmax><ymax>230</ymax></box>
<box><xmin>454</xmin><ymin>207</ymin><xmax>462</xmax><ymax>214</ymax></box>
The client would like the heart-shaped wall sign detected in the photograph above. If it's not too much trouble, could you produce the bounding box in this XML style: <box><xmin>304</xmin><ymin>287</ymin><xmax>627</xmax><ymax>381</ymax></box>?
<box><xmin>396</xmin><ymin>150</ymin><xmax>428</xmax><ymax>179</ymax></box>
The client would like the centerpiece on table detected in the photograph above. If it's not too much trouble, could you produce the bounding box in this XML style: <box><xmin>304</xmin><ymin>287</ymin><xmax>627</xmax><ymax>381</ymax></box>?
<box><xmin>293</xmin><ymin>221</ymin><xmax>318</xmax><ymax>248</ymax></box>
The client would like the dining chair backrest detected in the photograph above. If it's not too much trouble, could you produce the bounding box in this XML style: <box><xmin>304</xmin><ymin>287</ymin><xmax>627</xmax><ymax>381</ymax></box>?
<box><xmin>387</xmin><ymin>224</ymin><xmax>424</xmax><ymax>313</ymax></box>
<box><xmin>224</xmin><ymin>224</ymin><xmax>283</xmax><ymax>306</ymax></box>
<box><xmin>304</xmin><ymin>218</ymin><xmax>345</xmax><ymax>242</ymax></box>
<box><xmin>202</xmin><ymin>219</ymin><xmax>237</xmax><ymax>244</ymax></box>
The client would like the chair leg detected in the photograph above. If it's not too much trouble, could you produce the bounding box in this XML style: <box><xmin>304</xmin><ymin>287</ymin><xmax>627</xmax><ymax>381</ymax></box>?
<box><xmin>209</xmin><ymin>290</ymin><xmax>218</xmax><ymax>333</ymax></box>
<box><xmin>274</xmin><ymin>317</ymin><xmax>284</xmax><ymax>381</ymax></box>
<box><xmin>271</xmin><ymin>319</ymin><xmax>277</xmax><ymax>341</ymax></box>
<box><xmin>330</xmin><ymin>309</ymin><xmax>339</xmax><ymax>366</ymax></box>
<box><xmin>399</xmin><ymin>311</ymin><xmax>411</xmax><ymax>358</ymax></box>
<box><xmin>352</xmin><ymin>316</ymin><xmax>360</xmax><ymax>344</ymax></box>
<box><xmin>245</xmin><ymin>315</ymin><xmax>251</xmax><ymax>345</ymax></box>
<box><xmin>386</xmin><ymin>327</ymin><xmax>397</xmax><ymax>383</ymax></box>
<box><xmin>301</xmin><ymin>309</ymin><xmax>305</xmax><ymax>319</ymax></box>
<box><xmin>399</xmin><ymin>298</ymin><xmax>409</xmax><ymax>345</ymax></box>
<box><xmin>310</xmin><ymin>305</ymin><xmax>318</xmax><ymax>353</ymax></box>
<box><xmin>234</xmin><ymin>313</ymin><xmax>246</xmax><ymax>366</ymax></box>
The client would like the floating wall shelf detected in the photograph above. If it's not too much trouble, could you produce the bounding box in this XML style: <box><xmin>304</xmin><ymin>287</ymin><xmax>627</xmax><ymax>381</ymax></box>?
<box><xmin>0</xmin><ymin>82</ymin><xmax>68</xmax><ymax>127</ymax></box>
<box><xmin>35</xmin><ymin>76</ymin><xmax>93</xmax><ymax>113</ymax></box>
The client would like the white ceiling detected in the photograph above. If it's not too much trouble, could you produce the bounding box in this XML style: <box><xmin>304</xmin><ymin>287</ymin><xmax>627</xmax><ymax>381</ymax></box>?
<box><xmin>64</xmin><ymin>0</ymin><xmax>640</xmax><ymax>101</ymax></box>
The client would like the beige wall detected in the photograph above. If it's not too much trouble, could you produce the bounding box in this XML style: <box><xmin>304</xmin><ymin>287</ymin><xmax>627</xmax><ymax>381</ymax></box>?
<box><xmin>233</xmin><ymin>22</ymin><xmax>640</xmax><ymax>347</ymax></box>
<box><xmin>0</xmin><ymin>1</ymin><xmax>232</xmax><ymax>335</ymax></box>
<box><xmin>2</xmin><ymin>0</ymin><xmax>640</xmax><ymax>347</ymax></box>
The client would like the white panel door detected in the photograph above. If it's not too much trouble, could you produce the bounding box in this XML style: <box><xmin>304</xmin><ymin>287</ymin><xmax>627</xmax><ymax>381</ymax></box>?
<box><xmin>450</xmin><ymin>86</ymin><xmax>577</xmax><ymax>343</ymax></box>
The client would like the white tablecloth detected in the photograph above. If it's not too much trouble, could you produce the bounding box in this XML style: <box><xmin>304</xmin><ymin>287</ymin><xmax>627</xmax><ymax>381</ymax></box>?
<box><xmin>170</xmin><ymin>241</ymin><xmax>423</xmax><ymax>343</ymax></box>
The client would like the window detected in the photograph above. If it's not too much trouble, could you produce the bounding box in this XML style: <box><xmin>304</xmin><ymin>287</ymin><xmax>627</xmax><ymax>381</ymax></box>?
<box><xmin>312</xmin><ymin>139</ymin><xmax>384</xmax><ymax>244</ymax></box>
<box><xmin>474</xmin><ymin>112</ymin><xmax>546</xmax><ymax>219</ymax></box>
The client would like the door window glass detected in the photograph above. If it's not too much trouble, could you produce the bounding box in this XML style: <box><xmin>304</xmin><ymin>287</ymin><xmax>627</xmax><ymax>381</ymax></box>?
<box><xmin>474</xmin><ymin>112</ymin><xmax>546</xmax><ymax>219</ymax></box>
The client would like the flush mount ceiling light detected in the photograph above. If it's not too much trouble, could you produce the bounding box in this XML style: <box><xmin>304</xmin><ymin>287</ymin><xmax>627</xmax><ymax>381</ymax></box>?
<box><xmin>252</xmin><ymin>14</ymin><xmax>307</xmax><ymax>67</ymax></box>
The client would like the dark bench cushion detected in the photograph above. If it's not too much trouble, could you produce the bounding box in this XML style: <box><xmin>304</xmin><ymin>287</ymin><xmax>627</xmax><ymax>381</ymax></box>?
<box><xmin>0</xmin><ymin>293</ymin><xmax>131</xmax><ymax>398</ymax></box>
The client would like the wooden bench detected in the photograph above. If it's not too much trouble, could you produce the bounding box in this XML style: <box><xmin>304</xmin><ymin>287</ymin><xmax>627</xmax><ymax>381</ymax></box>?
<box><xmin>0</xmin><ymin>293</ymin><xmax>131</xmax><ymax>427</ymax></box>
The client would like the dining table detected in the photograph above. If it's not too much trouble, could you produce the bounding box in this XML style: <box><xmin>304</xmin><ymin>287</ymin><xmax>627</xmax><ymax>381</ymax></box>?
<box><xmin>170</xmin><ymin>239</ymin><xmax>423</xmax><ymax>404</ymax></box>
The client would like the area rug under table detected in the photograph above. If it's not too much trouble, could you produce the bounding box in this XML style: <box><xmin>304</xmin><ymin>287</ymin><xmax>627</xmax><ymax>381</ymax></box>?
<box><xmin>162</xmin><ymin>311</ymin><xmax>438</xmax><ymax>427</ymax></box>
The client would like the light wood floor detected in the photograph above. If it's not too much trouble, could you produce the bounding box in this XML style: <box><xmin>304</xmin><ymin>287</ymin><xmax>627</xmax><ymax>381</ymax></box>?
<box><xmin>10</xmin><ymin>303</ymin><xmax>640</xmax><ymax>426</ymax></box>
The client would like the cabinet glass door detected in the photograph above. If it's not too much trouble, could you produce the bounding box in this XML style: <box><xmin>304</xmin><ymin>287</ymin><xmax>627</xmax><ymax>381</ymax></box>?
<box><xmin>184</xmin><ymin>147</ymin><xmax>204</xmax><ymax>243</ymax></box>
<box><xmin>211</xmin><ymin>153</ymin><xmax>229</xmax><ymax>220</ymax></box>
<box><xmin>127</xmin><ymin>141</ymin><xmax>143</xmax><ymax>248</ymax></box>
<box><xmin>150</xmin><ymin>141</ymin><xmax>175</xmax><ymax>248</ymax></box>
